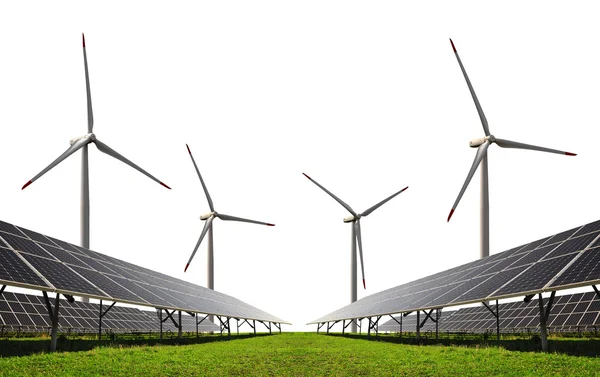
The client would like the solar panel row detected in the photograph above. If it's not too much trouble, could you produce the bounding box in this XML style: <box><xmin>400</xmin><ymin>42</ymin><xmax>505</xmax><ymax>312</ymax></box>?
<box><xmin>0</xmin><ymin>291</ymin><xmax>220</xmax><ymax>333</ymax></box>
<box><xmin>379</xmin><ymin>292</ymin><xmax>600</xmax><ymax>333</ymax></box>
<box><xmin>0</xmin><ymin>219</ymin><xmax>288</xmax><ymax>325</ymax></box>
<box><xmin>310</xmin><ymin>218</ymin><xmax>600</xmax><ymax>324</ymax></box>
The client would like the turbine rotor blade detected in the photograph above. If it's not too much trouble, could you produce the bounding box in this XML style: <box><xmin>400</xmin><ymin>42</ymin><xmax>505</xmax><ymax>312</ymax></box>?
<box><xmin>93</xmin><ymin>139</ymin><xmax>170</xmax><ymax>189</ymax></box>
<box><xmin>360</xmin><ymin>186</ymin><xmax>409</xmax><ymax>217</ymax></box>
<box><xmin>354</xmin><ymin>220</ymin><xmax>366</xmax><ymax>290</ymax></box>
<box><xmin>448</xmin><ymin>140</ymin><xmax>490</xmax><ymax>221</ymax></box>
<box><xmin>184</xmin><ymin>216</ymin><xmax>214</xmax><ymax>272</ymax></box>
<box><xmin>82</xmin><ymin>33</ymin><xmax>93</xmax><ymax>133</ymax></box>
<box><xmin>494</xmin><ymin>138</ymin><xmax>576</xmax><ymax>156</ymax></box>
<box><xmin>217</xmin><ymin>213</ymin><xmax>275</xmax><ymax>226</ymax></box>
<box><xmin>22</xmin><ymin>136</ymin><xmax>92</xmax><ymax>189</ymax></box>
<box><xmin>186</xmin><ymin>144</ymin><xmax>214</xmax><ymax>212</ymax></box>
<box><xmin>302</xmin><ymin>173</ymin><xmax>357</xmax><ymax>217</ymax></box>
<box><xmin>450</xmin><ymin>39</ymin><xmax>490</xmax><ymax>136</ymax></box>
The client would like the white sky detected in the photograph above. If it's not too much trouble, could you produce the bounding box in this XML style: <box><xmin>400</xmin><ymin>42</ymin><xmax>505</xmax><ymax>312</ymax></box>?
<box><xmin>0</xmin><ymin>1</ymin><xmax>598</xmax><ymax>332</ymax></box>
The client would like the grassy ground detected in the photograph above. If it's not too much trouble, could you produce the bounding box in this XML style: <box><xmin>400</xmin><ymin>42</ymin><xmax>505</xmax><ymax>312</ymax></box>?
<box><xmin>1</xmin><ymin>333</ymin><xmax>599</xmax><ymax>376</ymax></box>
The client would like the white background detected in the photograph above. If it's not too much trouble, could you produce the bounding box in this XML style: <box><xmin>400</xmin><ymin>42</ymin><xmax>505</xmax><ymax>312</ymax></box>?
<box><xmin>0</xmin><ymin>1</ymin><xmax>597</xmax><ymax>331</ymax></box>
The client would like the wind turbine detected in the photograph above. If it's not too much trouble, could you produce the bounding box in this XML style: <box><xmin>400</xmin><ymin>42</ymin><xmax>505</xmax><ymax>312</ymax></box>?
<box><xmin>22</xmin><ymin>34</ymin><xmax>171</xmax><ymax>282</ymax></box>
<box><xmin>184</xmin><ymin>144</ymin><xmax>274</xmax><ymax>292</ymax></box>
<box><xmin>303</xmin><ymin>172</ymin><xmax>408</xmax><ymax>332</ymax></box>
<box><xmin>447</xmin><ymin>38</ymin><xmax>576</xmax><ymax>259</ymax></box>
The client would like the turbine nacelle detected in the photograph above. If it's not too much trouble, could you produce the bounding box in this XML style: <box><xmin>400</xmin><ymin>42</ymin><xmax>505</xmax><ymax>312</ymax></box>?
<box><xmin>70</xmin><ymin>133</ymin><xmax>95</xmax><ymax>145</ymax></box>
<box><xmin>469</xmin><ymin>135</ymin><xmax>495</xmax><ymax>148</ymax></box>
<box><xmin>343</xmin><ymin>215</ymin><xmax>357</xmax><ymax>223</ymax></box>
<box><xmin>200</xmin><ymin>212</ymin><xmax>215</xmax><ymax>221</ymax></box>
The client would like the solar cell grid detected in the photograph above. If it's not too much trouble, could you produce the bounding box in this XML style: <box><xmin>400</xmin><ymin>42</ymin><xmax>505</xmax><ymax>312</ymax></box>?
<box><xmin>542</xmin><ymin>226</ymin><xmax>581</xmax><ymax>246</ymax></box>
<box><xmin>16</xmin><ymin>313</ymin><xmax>34</xmax><ymax>326</ymax></box>
<box><xmin>495</xmin><ymin>255</ymin><xmax>574</xmax><ymax>297</ymax></box>
<box><xmin>17</xmin><ymin>227</ymin><xmax>54</xmax><ymax>246</ymax></box>
<box><xmin>457</xmin><ymin>266</ymin><xmax>528</xmax><ymax>303</ymax></box>
<box><xmin>76</xmin><ymin>257</ymin><xmax>123</xmax><ymax>276</ymax></box>
<box><xmin>71</xmin><ymin>266</ymin><xmax>146</xmax><ymax>304</ymax></box>
<box><xmin>41</xmin><ymin>245</ymin><xmax>92</xmax><ymax>268</ymax></box>
<box><xmin>550</xmin><ymin>248</ymin><xmax>600</xmax><ymax>288</ymax></box>
<box><xmin>0</xmin><ymin>221</ymin><xmax>19</xmax><ymax>235</ymax></box>
<box><xmin>549</xmin><ymin>232</ymin><xmax>599</xmax><ymax>258</ymax></box>
<box><xmin>580</xmin><ymin>312</ymin><xmax>598</xmax><ymax>325</ymax></box>
<box><xmin>2</xmin><ymin>312</ymin><xmax>19</xmax><ymax>325</ymax></box>
<box><xmin>1</xmin><ymin>233</ymin><xmax>55</xmax><ymax>259</ymax></box>
<box><xmin>19</xmin><ymin>254</ymin><xmax>106</xmax><ymax>297</ymax></box>
<box><xmin>69</xmin><ymin>244</ymin><xmax>111</xmax><ymax>262</ymax></box>
<box><xmin>0</xmin><ymin>248</ymin><xmax>49</xmax><ymax>288</ymax></box>
<box><xmin>510</xmin><ymin>244</ymin><xmax>557</xmax><ymax>267</ymax></box>
<box><xmin>574</xmin><ymin>219</ymin><xmax>600</xmax><ymax>237</ymax></box>
<box><xmin>515</xmin><ymin>237</ymin><xmax>552</xmax><ymax>255</ymax></box>
<box><xmin>45</xmin><ymin>237</ymin><xmax>83</xmax><ymax>254</ymax></box>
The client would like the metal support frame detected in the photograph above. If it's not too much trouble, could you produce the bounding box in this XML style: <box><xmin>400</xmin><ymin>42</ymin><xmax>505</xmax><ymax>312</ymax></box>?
<box><xmin>317</xmin><ymin>322</ymin><xmax>325</xmax><ymax>334</ymax></box>
<box><xmin>272</xmin><ymin>322</ymin><xmax>281</xmax><ymax>334</ymax></box>
<box><xmin>482</xmin><ymin>300</ymin><xmax>500</xmax><ymax>342</ymax></box>
<box><xmin>342</xmin><ymin>319</ymin><xmax>354</xmax><ymax>335</ymax></box>
<box><xmin>255</xmin><ymin>320</ymin><xmax>272</xmax><ymax>334</ymax></box>
<box><xmin>416</xmin><ymin>309</ymin><xmax>439</xmax><ymax>340</ymax></box>
<box><xmin>161</xmin><ymin>309</ymin><xmax>182</xmax><ymax>339</ymax></box>
<box><xmin>42</xmin><ymin>292</ymin><xmax>61</xmax><ymax>352</ymax></box>
<box><xmin>367</xmin><ymin>316</ymin><xmax>381</xmax><ymax>336</ymax></box>
<box><xmin>196</xmin><ymin>314</ymin><xmax>209</xmax><ymax>338</ymax></box>
<box><xmin>538</xmin><ymin>291</ymin><xmax>556</xmax><ymax>352</ymax></box>
<box><xmin>238</xmin><ymin>318</ymin><xmax>255</xmax><ymax>334</ymax></box>
<box><xmin>389</xmin><ymin>314</ymin><xmax>403</xmax><ymax>336</ymax></box>
<box><xmin>216</xmin><ymin>316</ymin><xmax>231</xmax><ymax>337</ymax></box>
<box><xmin>0</xmin><ymin>285</ymin><xmax>6</xmax><ymax>296</ymax></box>
<box><xmin>592</xmin><ymin>285</ymin><xmax>600</xmax><ymax>300</ymax></box>
<box><xmin>98</xmin><ymin>300</ymin><xmax>116</xmax><ymax>340</ymax></box>
<box><xmin>326</xmin><ymin>320</ymin><xmax>339</xmax><ymax>334</ymax></box>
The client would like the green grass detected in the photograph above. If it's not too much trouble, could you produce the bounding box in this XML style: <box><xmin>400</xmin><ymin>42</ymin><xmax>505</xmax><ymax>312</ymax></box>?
<box><xmin>1</xmin><ymin>333</ymin><xmax>599</xmax><ymax>376</ymax></box>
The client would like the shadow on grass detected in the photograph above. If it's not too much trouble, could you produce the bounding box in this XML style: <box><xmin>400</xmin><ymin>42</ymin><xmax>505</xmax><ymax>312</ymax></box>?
<box><xmin>0</xmin><ymin>333</ymin><xmax>274</xmax><ymax>358</ymax></box>
<box><xmin>326</xmin><ymin>333</ymin><xmax>600</xmax><ymax>357</ymax></box>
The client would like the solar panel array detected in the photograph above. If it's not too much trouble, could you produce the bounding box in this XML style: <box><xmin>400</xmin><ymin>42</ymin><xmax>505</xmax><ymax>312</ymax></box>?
<box><xmin>0</xmin><ymin>291</ymin><xmax>219</xmax><ymax>333</ymax></box>
<box><xmin>0</xmin><ymin>219</ymin><xmax>288</xmax><ymax>325</ymax></box>
<box><xmin>378</xmin><ymin>292</ymin><xmax>600</xmax><ymax>333</ymax></box>
<box><xmin>310</xmin><ymin>219</ymin><xmax>600</xmax><ymax>324</ymax></box>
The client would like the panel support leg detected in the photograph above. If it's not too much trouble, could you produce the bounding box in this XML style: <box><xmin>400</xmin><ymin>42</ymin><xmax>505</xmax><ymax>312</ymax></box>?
<box><xmin>42</xmin><ymin>292</ymin><xmax>61</xmax><ymax>352</ymax></box>
<box><xmin>538</xmin><ymin>292</ymin><xmax>556</xmax><ymax>352</ymax></box>
<box><xmin>482</xmin><ymin>300</ymin><xmax>500</xmax><ymax>343</ymax></box>
<box><xmin>159</xmin><ymin>309</ymin><xmax>163</xmax><ymax>341</ymax></box>
<box><xmin>178</xmin><ymin>311</ymin><xmax>182</xmax><ymax>340</ymax></box>
<box><xmin>416</xmin><ymin>311</ymin><xmax>420</xmax><ymax>340</ymax></box>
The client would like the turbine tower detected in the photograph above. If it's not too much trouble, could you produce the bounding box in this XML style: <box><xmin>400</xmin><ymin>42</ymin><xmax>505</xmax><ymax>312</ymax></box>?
<box><xmin>447</xmin><ymin>38</ymin><xmax>576</xmax><ymax>259</ymax></box>
<box><xmin>22</xmin><ymin>35</ymin><xmax>171</xmax><ymax>302</ymax></box>
<box><xmin>184</xmin><ymin>144</ymin><xmax>275</xmax><ymax>292</ymax></box>
<box><xmin>303</xmin><ymin>173</ymin><xmax>407</xmax><ymax>333</ymax></box>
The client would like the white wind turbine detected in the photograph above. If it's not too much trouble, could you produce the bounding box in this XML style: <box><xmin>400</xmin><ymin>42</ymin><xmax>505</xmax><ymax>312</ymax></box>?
<box><xmin>184</xmin><ymin>144</ymin><xmax>275</xmax><ymax>292</ymax></box>
<box><xmin>303</xmin><ymin>173</ymin><xmax>408</xmax><ymax>332</ymax></box>
<box><xmin>22</xmin><ymin>34</ymin><xmax>171</xmax><ymax>269</ymax></box>
<box><xmin>447</xmin><ymin>39</ymin><xmax>576</xmax><ymax>259</ymax></box>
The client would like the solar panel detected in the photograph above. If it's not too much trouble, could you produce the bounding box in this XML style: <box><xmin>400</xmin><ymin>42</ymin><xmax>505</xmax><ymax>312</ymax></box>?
<box><xmin>379</xmin><ymin>292</ymin><xmax>600</xmax><ymax>333</ymax></box>
<box><xmin>0</xmin><ymin>291</ymin><xmax>221</xmax><ymax>333</ymax></box>
<box><xmin>309</xmin><ymin>219</ymin><xmax>600</xmax><ymax>324</ymax></box>
<box><xmin>0</xmin><ymin>219</ymin><xmax>288</xmax><ymax>325</ymax></box>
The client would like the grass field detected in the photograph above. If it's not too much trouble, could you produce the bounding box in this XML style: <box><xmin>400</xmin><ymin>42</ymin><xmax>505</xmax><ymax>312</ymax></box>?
<box><xmin>1</xmin><ymin>333</ymin><xmax>599</xmax><ymax>376</ymax></box>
